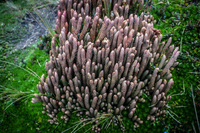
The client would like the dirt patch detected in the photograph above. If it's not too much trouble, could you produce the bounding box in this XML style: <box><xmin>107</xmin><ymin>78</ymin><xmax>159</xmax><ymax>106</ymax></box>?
<box><xmin>14</xmin><ymin>5</ymin><xmax>57</xmax><ymax>49</ymax></box>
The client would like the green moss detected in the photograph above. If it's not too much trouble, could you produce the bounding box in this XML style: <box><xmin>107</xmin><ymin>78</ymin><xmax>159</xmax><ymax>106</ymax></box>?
<box><xmin>148</xmin><ymin>0</ymin><xmax>200</xmax><ymax>132</ymax></box>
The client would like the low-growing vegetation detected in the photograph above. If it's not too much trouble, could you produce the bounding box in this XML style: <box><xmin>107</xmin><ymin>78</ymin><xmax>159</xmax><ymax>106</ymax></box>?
<box><xmin>0</xmin><ymin>0</ymin><xmax>199</xmax><ymax>132</ymax></box>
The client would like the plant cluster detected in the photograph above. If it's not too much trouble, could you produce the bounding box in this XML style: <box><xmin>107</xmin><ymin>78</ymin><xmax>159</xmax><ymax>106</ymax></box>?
<box><xmin>32</xmin><ymin>0</ymin><xmax>180</xmax><ymax>132</ymax></box>
<box><xmin>1</xmin><ymin>0</ymin><xmax>199</xmax><ymax>133</ymax></box>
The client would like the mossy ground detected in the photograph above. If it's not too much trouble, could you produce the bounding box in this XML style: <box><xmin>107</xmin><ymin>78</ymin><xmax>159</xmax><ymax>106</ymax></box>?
<box><xmin>0</xmin><ymin>0</ymin><xmax>200</xmax><ymax>133</ymax></box>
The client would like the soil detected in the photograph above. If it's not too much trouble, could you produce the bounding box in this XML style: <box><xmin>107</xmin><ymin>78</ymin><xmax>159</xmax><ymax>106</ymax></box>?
<box><xmin>14</xmin><ymin>5</ymin><xmax>57</xmax><ymax>49</ymax></box>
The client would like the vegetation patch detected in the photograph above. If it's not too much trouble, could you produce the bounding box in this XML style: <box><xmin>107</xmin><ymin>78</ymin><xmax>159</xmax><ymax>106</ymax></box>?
<box><xmin>0</xmin><ymin>0</ymin><xmax>199</xmax><ymax>133</ymax></box>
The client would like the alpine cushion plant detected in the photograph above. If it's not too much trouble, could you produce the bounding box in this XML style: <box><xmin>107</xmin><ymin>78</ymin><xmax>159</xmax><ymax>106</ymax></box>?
<box><xmin>32</xmin><ymin>0</ymin><xmax>180</xmax><ymax>132</ymax></box>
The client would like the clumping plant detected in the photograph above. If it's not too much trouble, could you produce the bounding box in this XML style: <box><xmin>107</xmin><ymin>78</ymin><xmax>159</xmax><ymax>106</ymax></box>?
<box><xmin>32</xmin><ymin>0</ymin><xmax>180</xmax><ymax>132</ymax></box>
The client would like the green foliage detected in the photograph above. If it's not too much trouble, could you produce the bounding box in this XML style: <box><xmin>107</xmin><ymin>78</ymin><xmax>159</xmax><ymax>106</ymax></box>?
<box><xmin>37</xmin><ymin>34</ymin><xmax>52</xmax><ymax>54</ymax></box>
<box><xmin>0</xmin><ymin>46</ymin><xmax>49</xmax><ymax>132</ymax></box>
<box><xmin>148</xmin><ymin>0</ymin><xmax>200</xmax><ymax>132</ymax></box>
